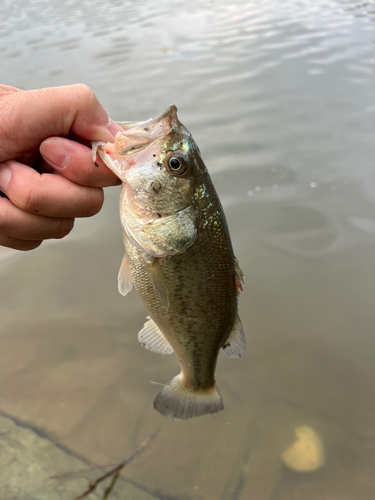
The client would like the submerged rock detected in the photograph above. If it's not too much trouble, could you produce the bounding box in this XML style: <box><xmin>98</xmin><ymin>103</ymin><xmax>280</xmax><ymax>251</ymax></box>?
<box><xmin>0</xmin><ymin>413</ymin><xmax>155</xmax><ymax>500</ymax></box>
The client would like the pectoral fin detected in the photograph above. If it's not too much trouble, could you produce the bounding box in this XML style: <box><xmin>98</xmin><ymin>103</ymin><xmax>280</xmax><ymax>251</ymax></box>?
<box><xmin>222</xmin><ymin>314</ymin><xmax>246</xmax><ymax>358</ymax></box>
<box><xmin>118</xmin><ymin>254</ymin><xmax>133</xmax><ymax>296</ymax></box>
<box><xmin>138</xmin><ymin>317</ymin><xmax>173</xmax><ymax>355</ymax></box>
<box><xmin>144</xmin><ymin>256</ymin><xmax>169</xmax><ymax>310</ymax></box>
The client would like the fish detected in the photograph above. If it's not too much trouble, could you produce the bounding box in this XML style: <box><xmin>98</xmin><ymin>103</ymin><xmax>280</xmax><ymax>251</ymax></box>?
<box><xmin>92</xmin><ymin>105</ymin><xmax>245</xmax><ymax>420</ymax></box>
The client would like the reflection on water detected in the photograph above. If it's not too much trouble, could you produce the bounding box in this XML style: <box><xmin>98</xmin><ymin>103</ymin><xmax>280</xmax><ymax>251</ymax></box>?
<box><xmin>1</xmin><ymin>0</ymin><xmax>375</xmax><ymax>498</ymax></box>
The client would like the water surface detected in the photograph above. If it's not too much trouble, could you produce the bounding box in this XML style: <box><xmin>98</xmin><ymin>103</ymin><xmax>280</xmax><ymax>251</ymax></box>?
<box><xmin>1</xmin><ymin>1</ymin><xmax>375</xmax><ymax>498</ymax></box>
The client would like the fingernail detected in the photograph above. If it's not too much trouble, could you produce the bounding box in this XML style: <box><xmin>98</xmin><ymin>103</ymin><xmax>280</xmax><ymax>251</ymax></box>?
<box><xmin>0</xmin><ymin>163</ymin><xmax>12</xmax><ymax>192</ymax></box>
<box><xmin>107</xmin><ymin>118</ymin><xmax>124</xmax><ymax>138</ymax></box>
<box><xmin>40</xmin><ymin>140</ymin><xmax>69</xmax><ymax>169</ymax></box>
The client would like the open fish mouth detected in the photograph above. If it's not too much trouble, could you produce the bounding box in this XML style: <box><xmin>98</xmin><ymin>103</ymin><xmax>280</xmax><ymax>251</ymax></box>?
<box><xmin>114</xmin><ymin>105</ymin><xmax>179</xmax><ymax>156</ymax></box>
<box><xmin>92</xmin><ymin>105</ymin><xmax>182</xmax><ymax>180</ymax></box>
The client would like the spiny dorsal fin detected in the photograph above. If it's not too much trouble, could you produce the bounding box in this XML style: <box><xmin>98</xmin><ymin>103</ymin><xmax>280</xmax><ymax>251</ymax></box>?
<box><xmin>118</xmin><ymin>254</ymin><xmax>133</xmax><ymax>296</ymax></box>
<box><xmin>138</xmin><ymin>317</ymin><xmax>174</xmax><ymax>355</ymax></box>
<box><xmin>234</xmin><ymin>257</ymin><xmax>244</xmax><ymax>292</ymax></box>
<box><xmin>222</xmin><ymin>314</ymin><xmax>246</xmax><ymax>358</ymax></box>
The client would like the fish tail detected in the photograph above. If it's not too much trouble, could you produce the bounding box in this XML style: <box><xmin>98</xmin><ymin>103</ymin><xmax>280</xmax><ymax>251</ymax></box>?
<box><xmin>153</xmin><ymin>374</ymin><xmax>223</xmax><ymax>420</ymax></box>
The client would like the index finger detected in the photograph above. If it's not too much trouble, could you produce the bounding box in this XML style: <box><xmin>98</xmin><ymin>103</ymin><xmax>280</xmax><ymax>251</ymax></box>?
<box><xmin>0</xmin><ymin>84</ymin><xmax>115</xmax><ymax>163</ymax></box>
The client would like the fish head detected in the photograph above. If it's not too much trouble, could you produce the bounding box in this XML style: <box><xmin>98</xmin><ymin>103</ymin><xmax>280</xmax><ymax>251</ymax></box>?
<box><xmin>98</xmin><ymin>105</ymin><xmax>204</xmax><ymax>216</ymax></box>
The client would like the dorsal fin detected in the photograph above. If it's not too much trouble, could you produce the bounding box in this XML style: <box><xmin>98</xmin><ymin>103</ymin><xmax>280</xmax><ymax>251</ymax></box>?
<box><xmin>222</xmin><ymin>314</ymin><xmax>246</xmax><ymax>358</ymax></box>
<box><xmin>138</xmin><ymin>317</ymin><xmax>174</xmax><ymax>355</ymax></box>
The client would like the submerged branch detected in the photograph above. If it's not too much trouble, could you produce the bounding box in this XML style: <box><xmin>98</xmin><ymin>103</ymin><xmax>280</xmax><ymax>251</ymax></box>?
<box><xmin>71</xmin><ymin>427</ymin><xmax>161</xmax><ymax>500</ymax></box>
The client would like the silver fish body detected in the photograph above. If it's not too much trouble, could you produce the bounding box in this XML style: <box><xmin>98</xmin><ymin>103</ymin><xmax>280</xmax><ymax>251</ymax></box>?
<box><xmin>93</xmin><ymin>105</ymin><xmax>245</xmax><ymax>420</ymax></box>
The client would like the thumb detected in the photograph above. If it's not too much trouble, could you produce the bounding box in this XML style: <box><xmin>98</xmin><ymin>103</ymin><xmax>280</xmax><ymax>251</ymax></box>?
<box><xmin>0</xmin><ymin>84</ymin><xmax>114</xmax><ymax>163</ymax></box>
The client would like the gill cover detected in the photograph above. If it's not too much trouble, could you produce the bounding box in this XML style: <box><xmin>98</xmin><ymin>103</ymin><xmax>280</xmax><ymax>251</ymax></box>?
<box><xmin>123</xmin><ymin>205</ymin><xmax>197</xmax><ymax>258</ymax></box>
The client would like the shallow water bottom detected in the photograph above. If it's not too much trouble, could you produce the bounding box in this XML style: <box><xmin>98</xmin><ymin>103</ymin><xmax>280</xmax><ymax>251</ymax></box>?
<box><xmin>0</xmin><ymin>194</ymin><xmax>374</xmax><ymax>499</ymax></box>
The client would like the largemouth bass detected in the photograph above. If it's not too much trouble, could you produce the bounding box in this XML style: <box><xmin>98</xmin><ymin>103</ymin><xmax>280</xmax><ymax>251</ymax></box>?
<box><xmin>93</xmin><ymin>105</ymin><xmax>245</xmax><ymax>420</ymax></box>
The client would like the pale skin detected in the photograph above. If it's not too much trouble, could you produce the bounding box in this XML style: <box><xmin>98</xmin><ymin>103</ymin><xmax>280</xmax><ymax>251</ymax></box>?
<box><xmin>0</xmin><ymin>84</ymin><xmax>123</xmax><ymax>251</ymax></box>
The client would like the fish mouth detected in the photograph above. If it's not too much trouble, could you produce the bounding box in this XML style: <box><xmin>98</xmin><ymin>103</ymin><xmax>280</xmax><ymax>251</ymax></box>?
<box><xmin>114</xmin><ymin>105</ymin><xmax>180</xmax><ymax>156</ymax></box>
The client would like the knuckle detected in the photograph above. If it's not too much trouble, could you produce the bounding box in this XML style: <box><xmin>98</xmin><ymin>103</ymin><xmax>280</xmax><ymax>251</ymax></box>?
<box><xmin>75</xmin><ymin>188</ymin><xmax>104</xmax><ymax>217</ymax></box>
<box><xmin>18</xmin><ymin>184</ymin><xmax>39</xmax><ymax>213</ymax></box>
<box><xmin>54</xmin><ymin>218</ymin><xmax>74</xmax><ymax>239</ymax></box>
<box><xmin>19</xmin><ymin>240</ymin><xmax>43</xmax><ymax>251</ymax></box>
<box><xmin>0</xmin><ymin>233</ymin><xmax>43</xmax><ymax>251</ymax></box>
<box><xmin>0</xmin><ymin>91</ymin><xmax>26</xmax><ymax>162</ymax></box>
<box><xmin>0</xmin><ymin>210</ymin><xmax>10</xmax><ymax>234</ymax></box>
<box><xmin>73</xmin><ymin>83</ymin><xmax>95</xmax><ymax>107</ymax></box>
<box><xmin>86</xmin><ymin>188</ymin><xmax>104</xmax><ymax>217</ymax></box>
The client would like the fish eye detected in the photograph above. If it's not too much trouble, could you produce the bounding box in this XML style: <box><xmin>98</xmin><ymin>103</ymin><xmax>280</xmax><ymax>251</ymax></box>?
<box><xmin>165</xmin><ymin>153</ymin><xmax>189</xmax><ymax>176</ymax></box>
<box><xmin>169</xmin><ymin>157</ymin><xmax>181</xmax><ymax>170</ymax></box>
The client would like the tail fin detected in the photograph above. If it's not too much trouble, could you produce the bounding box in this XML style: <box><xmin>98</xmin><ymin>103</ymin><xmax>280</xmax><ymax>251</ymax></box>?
<box><xmin>153</xmin><ymin>374</ymin><xmax>223</xmax><ymax>420</ymax></box>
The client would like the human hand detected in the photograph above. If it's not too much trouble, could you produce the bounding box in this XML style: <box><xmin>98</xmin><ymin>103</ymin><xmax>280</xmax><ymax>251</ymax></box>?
<box><xmin>0</xmin><ymin>84</ymin><xmax>123</xmax><ymax>250</ymax></box>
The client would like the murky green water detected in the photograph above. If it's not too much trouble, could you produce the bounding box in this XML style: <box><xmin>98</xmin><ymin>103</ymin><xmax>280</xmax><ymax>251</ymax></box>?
<box><xmin>1</xmin><ymin>0</ymin><xmax>375</xmax><ymax>498</ymax></box>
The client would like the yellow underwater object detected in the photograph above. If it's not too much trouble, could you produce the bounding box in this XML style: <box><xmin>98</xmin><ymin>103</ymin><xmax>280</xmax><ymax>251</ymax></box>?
<box><xmin>281</xmin><ymin>425</ymin><xmax>324</xmax><ymax>472</ymax></box>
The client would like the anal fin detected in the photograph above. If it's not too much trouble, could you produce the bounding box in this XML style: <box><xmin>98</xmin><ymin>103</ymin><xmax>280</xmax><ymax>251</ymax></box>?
<box><xmin>234</xmin><ymin>257</ymin><xmax>244</xmax><ymax>292</ymax></box>
<box><xmin>118</xmin><ymin>254</ymin><xmax>133</xmax><ymax>296</ymax></box>
<box><xmin>138</xmin><ymin>316</ymin><xmax>173</xmax><ymax>355</ymax></box>
<box><xmin>222</xmin><ymin>314</ymin><xmax>246</xmax><ymax>358</ymax></box>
